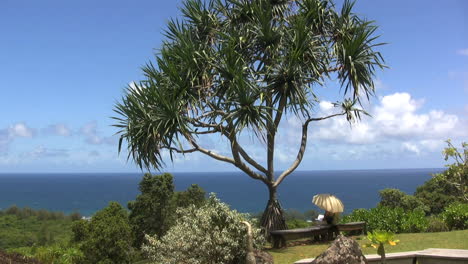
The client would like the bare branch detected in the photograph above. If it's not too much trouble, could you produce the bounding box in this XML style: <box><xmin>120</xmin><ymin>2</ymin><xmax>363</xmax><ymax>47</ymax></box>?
<box><xmin>237</xmin><ymin>145</ymin><xmax>268</xmax><ymax>174</ymax></box>
<box><xmin>273</xmin><ymin>112</ymin><xmax>346</xmax><ymax>187</ymax></box>
<box><xmin>165</xmin><ymin>147</ymin><xmax>198</xmax><ymax>154</ymax></box>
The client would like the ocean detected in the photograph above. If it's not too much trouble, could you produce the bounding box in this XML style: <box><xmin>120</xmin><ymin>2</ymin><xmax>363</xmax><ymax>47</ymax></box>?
<box><xmin>0</xmin><ymin>168</ymin><xmax>442</xmax><ymax>216</ymax></box>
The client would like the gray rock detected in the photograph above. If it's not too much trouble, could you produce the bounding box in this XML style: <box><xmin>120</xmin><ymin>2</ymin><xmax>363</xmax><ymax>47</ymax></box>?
<box><xmin>254</xmin><ymin>249</ymin><xmax>274</xmax><ymax>264</ymax></box>
<box><xmin>311</xmin><ymin>235</ymin><xmax>368</xmax><ymax>264</ymax></box>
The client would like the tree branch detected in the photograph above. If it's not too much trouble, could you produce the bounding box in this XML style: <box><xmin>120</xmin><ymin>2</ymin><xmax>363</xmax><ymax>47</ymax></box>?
<box><xmin>165</xmin><ymin>147</ymin><xmax>198</xmax><ymax>154</ymax></box>
<box><xmin>273</xmin><ymin>112</ymin><xmax>346</xmax><ymax>187</ymax></box>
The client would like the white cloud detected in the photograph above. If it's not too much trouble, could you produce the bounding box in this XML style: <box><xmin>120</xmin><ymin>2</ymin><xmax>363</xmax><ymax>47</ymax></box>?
<box><xmin>457</xmin><ymin>48</ymin><xmax>468</xmax><ymax>56</ymax></box>
<box><xmin>80</xmin><ymin>121</ymin><xmax>116</xmax><ymax>145</ymax></box>
<box><xmin>9</xmin><ymin>123</ymin><xmax>34</xmax><ymax>138</ymax></box>
<box><xmin>44</xmin><ymin>124</ymin><xmax>72</xmax><ymax>136</ymax></box>
<box><xmin>402</xmin><ymin>142</ymin><xmax>420</xmax><ymax>155</ymax></box>
<box><xmin>22</xmin><ymin>146</ymin><xmax>69</xmax><ymax>159</ymax></box>
<box><xmin>276</xmin><ymin>92</ymin><xmax>467</xmax><ymax>162</ymax></box>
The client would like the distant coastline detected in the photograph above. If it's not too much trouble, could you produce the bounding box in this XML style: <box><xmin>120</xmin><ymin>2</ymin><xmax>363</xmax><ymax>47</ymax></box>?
<box><xmin>0</xmin><ymin>168</ymin><xmax>443</xmax><ymax>216</ymax></box>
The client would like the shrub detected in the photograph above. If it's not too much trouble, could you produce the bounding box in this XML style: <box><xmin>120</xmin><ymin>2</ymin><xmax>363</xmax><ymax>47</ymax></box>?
<box><xmin>286</xmin><ymin>219</ymin><xmax>310</xmax><ymax>229</ymax></box>
<box><xmin>341</xmin><ymin>206</ymin><xmax>428</xmax><ymax>233</ymax></box>
<box><xmin>426</xmin><ymin>216</ymin><xmax>449</xmax><ymax>232</ymax></box>
<box><xmin>441</xmin><ymin>202</ymin><xmax>468</xmax><ymax>230</ymax></box>
<box><xmin>400</xmin><ymin>209</ymin><xmax>428</xmax><ymax>233</ymax></box>
<box><xmin>143</xmin><ymin>194</ymin><xmax>265</xmax><ymax>264</ymax></box>
<box><xmin>76</xmin><ymin>202</ymin><xmax>135</xmax><ymax>264</ymax></box>
<box><xmin>128</xmin><ymin>173</ymin><xmax>206</xmax><ymax>248</ymax></box>
<box><xmin>415</xmin><ymin>176</ymin><xmax>459</xmax><ymax>215</ymax></box>
<box><xmin>379</xmin><ymin>188</ymin><xmax>428</xmax><ymax>213</ymax></box>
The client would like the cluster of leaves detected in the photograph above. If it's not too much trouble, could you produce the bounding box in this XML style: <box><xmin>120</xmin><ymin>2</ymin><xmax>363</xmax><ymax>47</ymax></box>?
<box><xmin>71</xmin><ymin>202</ymin><xmax>135</xmax><ymax>264</ymax></box>
<box><xmin>379</xmin><ymin>188</ymin><xmax>428</xmax><ymax>213</ymax></box>
<box><xmin>441</xmin><ymin>202</ymin><xmax>468</xmax><ymax>230</ymax></box>
<box><xmin>127</xmin><ymin>173</ymin><xmax>206</xmax><ymax>248</ymax></box>
<box><xmin>438</xmin><ymin>140</ymin><xmax>467</xmax><ymax>202</ymax></box>
<box><xmin>414</xmin><ymin>176</ymin><xmax>460</xmax><ymax>215</ymax></box>
<box><xmin>363</xmin><ymin>230</ymin><xmax>399</xmax><ymax>263</ymax></box>
<box><xmin>143</xmin><ymin>194</ymin><xmax>265</xmax><ymax>264</ymax></box>
<box><xmin>114</xmin><ymin>0</ymin><xmax>385</xmax><ymax>172</ymax></box>
<box><xmin>425</xmin><ymin>216</ymin><xmax>449</xmax><ymax>232</ymax></box>
<box><xmin>341</xmin><ymin>206</ymin><xmax>428</xmax><ymax>233</ymax></box>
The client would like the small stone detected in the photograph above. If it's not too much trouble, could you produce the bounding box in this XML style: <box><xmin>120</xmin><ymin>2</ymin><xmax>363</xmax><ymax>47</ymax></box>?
<box><xmin>311</xmin><ymin>235</ymin><xmax>368</xmax><ymax>264</ymax></box>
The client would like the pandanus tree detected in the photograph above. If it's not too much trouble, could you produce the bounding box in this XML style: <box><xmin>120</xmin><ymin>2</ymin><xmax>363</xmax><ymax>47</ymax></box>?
<box><xmin>114</xmin><ymin>0</ymin><xmax>385</xmax><ymax>233</ymax></box>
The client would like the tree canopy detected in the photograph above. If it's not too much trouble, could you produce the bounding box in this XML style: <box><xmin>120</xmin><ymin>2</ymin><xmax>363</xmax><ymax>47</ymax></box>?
<box><xmin>114</xmin><ymin>0</ymin><xmax>385</xmax><ymax>231</ymax></box>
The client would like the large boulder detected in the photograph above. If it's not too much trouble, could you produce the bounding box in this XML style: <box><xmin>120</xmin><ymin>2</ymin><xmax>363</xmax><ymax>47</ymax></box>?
<box><xmin>311</xmin><ymin>235</ymin><xmax>367</xmax><ymax>264</ymax></box>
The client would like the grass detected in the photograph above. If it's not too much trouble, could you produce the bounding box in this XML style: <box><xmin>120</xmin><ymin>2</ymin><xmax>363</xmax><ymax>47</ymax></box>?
<box><xmin>267</xmin><ymin>230</ymin><xmax>468</xmax><ymax>264</ymax></box>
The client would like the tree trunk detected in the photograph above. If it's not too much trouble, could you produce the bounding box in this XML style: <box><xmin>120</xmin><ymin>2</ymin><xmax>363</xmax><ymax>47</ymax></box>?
<box><xmin>260</xmin><ymin>186</ymin><xmax>287</xmax><ymax>237</ymax></box>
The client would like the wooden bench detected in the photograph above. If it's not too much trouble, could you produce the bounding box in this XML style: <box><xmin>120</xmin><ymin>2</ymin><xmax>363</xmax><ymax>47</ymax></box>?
<box><xmin>270</xmin><ymin>225</ymin><xmax>332</xmax><ymax>248</ymax></box>
<box><xmin>336</xmin><ymin>221</ymin><xmax>366</xmax><ymax>234</ymax></box>
<box><xmin>269</xmin><ymin>221</ymin><xmax>366</xmax><ymax>248</ymax></box>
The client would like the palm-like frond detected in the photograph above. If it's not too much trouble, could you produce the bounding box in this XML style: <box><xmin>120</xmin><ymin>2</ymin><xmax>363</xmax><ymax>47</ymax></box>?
<box><xmin>113</xmin><ymin>0</ymin><xmax>386</xmax><ymax>170</ymax></box>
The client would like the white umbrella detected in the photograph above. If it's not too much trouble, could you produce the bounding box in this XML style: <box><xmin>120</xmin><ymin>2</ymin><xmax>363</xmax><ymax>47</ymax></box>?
<box><xmin>312</xmin><ymin>194</ymin><xmax>344</xmax><ymax>213</ymax></box>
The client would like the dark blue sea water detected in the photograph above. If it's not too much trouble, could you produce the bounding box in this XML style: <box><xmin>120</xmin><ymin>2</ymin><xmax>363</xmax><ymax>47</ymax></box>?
<box><xmin>0</xmin><ymin>169</ymin><xmax>442</xmax><ymax>216</ymax></box>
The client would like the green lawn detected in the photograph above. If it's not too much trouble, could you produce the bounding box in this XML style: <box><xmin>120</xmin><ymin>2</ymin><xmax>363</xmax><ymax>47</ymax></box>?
<box><xmin>267</xmin><ymin>230</ymin><xmax>468</xmax><ymax>264</ymax></box>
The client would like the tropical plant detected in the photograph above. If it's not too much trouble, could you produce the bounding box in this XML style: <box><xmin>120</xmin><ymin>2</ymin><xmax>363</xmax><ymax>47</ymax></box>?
<box><xmin>437</xmin><ymin>140</ymin><xmax>467</xmax><ymax>202</ymax></box>
<box><xmin>414</xmin><ymin>175</ymin><xmax>458</xmax><ymax>215</ymax></box>
<box><xmin>425</xmin><ymin>216</ymin><xmax>449</xmax><ymax>232</ymax></box>
<box><xmin>75</xmin><ymin>202</ymin><xmax>135</xmax><ymax>264</ymax></box>
<box><xmin>127</xmin><ymin>173</ymin><xmax>206</xmax><ymax>248</ymax></box>
<box><xmin>142</xmin><ymin>194</ymin><xmax>265</xmax><ymax>264</ymax></box>
<box><xmin>441</xmin><ymin>202</ymin><xmax>468</xmax><ymax>230</ymax></box>
<box><xmin>114</xmin><ymin>0</ymin><xmax>385</xmax><ymax>232</ymax></box>
<box><xmin>128</xmin><ymin>173</ymin><xmax>175</xmax><ymax>248</ymax></box>
<box><xmin>363</xmin><ymin>230</ymin><xmax>399</xmax><ymax>264</ymax></box>
<box><xmin>341</xmin><ymin>206</ymin><xmax>428</xmax><ymax>233</ymax></box>
<box><xmin>379</xmin><ymin>188</ymin><xmax>428</xmax><ymax>213</ymax></box>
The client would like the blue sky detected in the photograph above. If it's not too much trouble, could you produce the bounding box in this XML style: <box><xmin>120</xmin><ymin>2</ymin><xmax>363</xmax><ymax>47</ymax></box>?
<box><xmin>0</xmin><ymin>0</ymin><xmax>467</xmax><ymax>173</ymax></box>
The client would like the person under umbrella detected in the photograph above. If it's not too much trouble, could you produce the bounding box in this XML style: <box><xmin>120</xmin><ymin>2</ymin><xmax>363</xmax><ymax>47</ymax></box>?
<box><xmin>312</xmin><ymin>194</ymin><xmax>344</xmax><ymax>225</ymax></box>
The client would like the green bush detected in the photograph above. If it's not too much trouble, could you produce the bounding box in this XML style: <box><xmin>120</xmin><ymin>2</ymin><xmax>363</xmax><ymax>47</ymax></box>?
<box><xmin>425</xmin><ymin>216</ymin><xmax>449</xmax><ymax>232</ymax></box>
<box><xmin>441</xmin><ymin>202</ymin><xmax>468</xmax><ymax>230</ymax></box>
<box><xmin>286</xmin><ymin>219</ymin><xmax>311</xmax><ymax>229</ymax></box>
<box><xmin>143</xmin><ymin>194</ymin><xmax>265</xmax><ymax>264</ymax></box>
<box><xmin>415</xmin><ymin>175</ymin><xmax>459</xmax><ymax>215</ymax></box>
<box><xmin>128</xmin><ymin>173</ymin><xmax>206</xmax><ymax>248</ymax></box>
<box><xmin>401</xmin><ymin>209</ymin><xmax>428</xmax><ymax>233</ymax></box>
<box><xmin>379</xmin><ymin>188</ymin><xmax>428</xmax><ymax>213</ymax></box>
<box><xmin>76</xmin><ymin>202</ymin><xmax>135</xmax><ymax>264</ymax></box>
<box><xmin>341</xmin><ymin>206</ymin><xmax>428</xmax><ymax>233</ymax></box>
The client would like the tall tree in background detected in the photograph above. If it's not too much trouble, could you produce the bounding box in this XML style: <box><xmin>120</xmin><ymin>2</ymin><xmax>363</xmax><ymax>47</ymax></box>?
<box><xmin>114</xmin><ymin>0</ymin><xmax>385</xmax><ymax>233</ymax></box>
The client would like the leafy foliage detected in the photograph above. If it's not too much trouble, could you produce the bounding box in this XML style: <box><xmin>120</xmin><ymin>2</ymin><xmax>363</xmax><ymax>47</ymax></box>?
<box><xmin>128</xmin><ymin>173</ymin><xmax>175</xmax><ymax>248</ymax></box>
<box><xmin>143</xmin><ymin>194</ymin><xmax>265</xmax><ymax>264</ymax></box>
<box><xmin>341</xmin><ymin>206</ymin><xmax>428</xmax><ymax>233</ymax></box>
<box><xmin>425</xmin><ymin>216</ymin><xmax>449</xmax><ymax>233</ymax></box>
<box><xmin>363</xmin><ymin>230</ymin><xmax>399</xmax><ymax>263</ymax></box>
<box><xmin>128</xmin><ymin>173</ymin><xmax>206</xmax><ymax>248</ymax></box>
<box><xmin>379</xmin><ymin>188</ymin><xmax>428</xmax><ymax>213</ymax></box>
<box><xmin>436</xmin><ymin>140</ymin><xmax>467</xmax><ymax>202</ymax></box>
<box><xmin>0</xmin><ymin>207</ymin><xmax>78</xmax><ymax>249</ymax></box>
<box><xmin>441</xmin><ymin>202</ymin><xmax>468</xmax><ymax>230</ymax></box>
<box><xmin>415</xmin><ymin>172</ymin><xmax>460</xmax><ymax>215</ymax></box>
<box><xmin>75</xmin><ymin>202</ymin><xmax>135</xmax><ymax>264</ymax></box>
<box><xmin>12</xmin><ymin>245</ymin><xmax>83</xmax><ymax>264</ymax></box>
